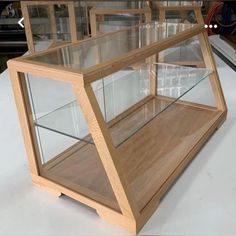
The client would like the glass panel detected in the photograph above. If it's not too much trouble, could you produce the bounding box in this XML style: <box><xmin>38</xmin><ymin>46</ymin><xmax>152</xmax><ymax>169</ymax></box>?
<box><xmin>28</xmin><ymin>4</ymin><xmax>71</xmax><ymax>51</ymax></box>
<box><xmin>54</xmin><ymin>5</ymin><xmax>71</xmax><ymax>41</ymax></box>
<box><xmin>26</xmin><ymin>74</ymin><xmax>91</xmax><ymax>144</ymax></box>
<box><xmin>34</xmin><ymin>63</ymin><xmax>213</xmax><ymax>147</ymax></box>
<box><xmin>160</xmin><ymin>35</ymin><xmax>204</xmax><ymax>67</ymax></box>
<box><xmin>36</xmin><ymin>126</ymin><xmax>78</xmax><ymax>164</ymax></box>
<box><xmin>96</xmin><ymin>13</ymin><xmax>145</xmax><ymax>34</ymax></box>
<box><xmin>165</xmin><ymin>10</ymin><xmax>197</xmax><ymax>24</ymax></box>
<box><xmin>92</xmin><ymin>62</ymin><xmax>150</xmax><ymax>122</ymax></box>
<box><xmin>26</xmin><ymin>22</ymin><xmax>196</xmax><ymax>69</ymax></box>
<box><xmin>26</xmin><ymin>74</ymin><xmax>75</xmax><ymax>119</ymax></box>
<box><xmin>24</xmin><ymin>73</ymin><xmax>119</xmax><ymax>210</ymax></box>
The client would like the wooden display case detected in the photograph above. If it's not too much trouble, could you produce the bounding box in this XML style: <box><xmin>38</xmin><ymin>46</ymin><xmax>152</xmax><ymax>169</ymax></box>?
<box><xmin>8</xmin><ymin>21</ymin><xmax>227</xmax><ymax>234</ymax></box>
<box><xmin>21</xmin><ymin>1</ymin><xmax>88</xmax><ymax>53</ymax></box>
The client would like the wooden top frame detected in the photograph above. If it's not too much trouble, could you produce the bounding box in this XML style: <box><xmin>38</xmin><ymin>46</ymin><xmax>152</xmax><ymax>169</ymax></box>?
<box><xmin>9</xmin><ymin>22</ymin><xmax>205</xmax><ymax>85</ymax></box>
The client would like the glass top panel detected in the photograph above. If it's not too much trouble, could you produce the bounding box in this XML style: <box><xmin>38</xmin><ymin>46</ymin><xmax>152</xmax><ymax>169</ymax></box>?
<box><xmin>26</xmin><ymin>22</ymin><xmax>196</xmax><ymax>70</ymax></box>
<box><xmin>35</xmin><ymin>63</ymin><xmax>213</xmax><ymax>147</ymax></box>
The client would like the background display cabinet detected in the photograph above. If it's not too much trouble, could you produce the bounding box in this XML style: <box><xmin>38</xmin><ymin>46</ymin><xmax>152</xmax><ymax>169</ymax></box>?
<box><xmin>156</xmin><ymin>1</ymin><xmax>203</xmax><ymax>24</ymax></box>
<box><xmin>8</xmin><ymin>21</ymin><xmax>227</xmax><ymax>233</ymax></box>
<box><xmin>89</xmin><ymin>2</ymin><xmax>151</xmax><ymax>36</ymax></box>
<box><xmin>21</xmin><ymin>1</ymin><xmax>89</xmax><ymax>53</ymax></box>
<box><xmin>153</xmin><ymin>0</ymin><xmax>205</xmax><ymax>68</ymax></box>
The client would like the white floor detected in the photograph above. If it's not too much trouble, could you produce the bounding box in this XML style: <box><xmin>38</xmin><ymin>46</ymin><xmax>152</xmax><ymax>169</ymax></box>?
<box><xmin>0</xmin><ymin>55</ymin><xmax>236</xmax><ymax>236</ymax></box>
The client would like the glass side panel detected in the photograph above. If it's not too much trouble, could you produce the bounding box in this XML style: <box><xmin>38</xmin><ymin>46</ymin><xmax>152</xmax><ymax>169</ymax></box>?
<box><xmin>28</xmin><ymin>4</ymin><xmax>71</xmax><ymax>51</ymax></box>
<box><xmin>26</xmin><ymin>73</ymin><xmax>91</xmax><ymax>145</ymax></box>
<box><xmin>26</xmin><ymin>22</ymin><xmax>196</xmax><ymax>69</ymax></box>
<box><xmin>24</xmin><ymin>73</ymin><xmax>119</xmax><ymax>210</ymax></box>
<box><xmin>96</xmin><ymin>14</ymin><xmax>145</xmax><ymax>34</ymax></box>
<box><xmin>160</xmin><ymin>35</ymin><xmax>204</xmax><ymax>67</ymax></box>
<box><xmin>164</xmin><ymin>10</ymin><xmax>196</xmax><ymax>24</ymax></box>
<box><xmin>35</xmin><ymin>63</ymin><xmax>213</xmax><ymax>147</ymax></box>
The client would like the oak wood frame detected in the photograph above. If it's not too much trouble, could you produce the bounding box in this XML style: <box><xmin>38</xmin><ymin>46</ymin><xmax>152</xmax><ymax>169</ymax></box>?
<box><xmin>21</xmin><ymin>1</ymin><xmax>78</xmax><ymax>53</ymax></box>
<box><xmin>8</xmin><ymin>22</ymin><xmax>227</xmax><ymax>233</ymax></box>
<box><xmin>89</xmin><ymin>7</ymin><xmax>152</xmax><ymax>36</ymax></box>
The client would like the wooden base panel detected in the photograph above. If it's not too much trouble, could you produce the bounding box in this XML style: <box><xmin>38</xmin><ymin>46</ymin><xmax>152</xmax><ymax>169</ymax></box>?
<box><xmin>38</xmin><ymin>98</ymin><xmax>224</xmax><ymax>223</ymax></box>
<box><xmin>32</xmin><ymin>180</ymin><xmax>62</xmax><ymax>197</ymax></box>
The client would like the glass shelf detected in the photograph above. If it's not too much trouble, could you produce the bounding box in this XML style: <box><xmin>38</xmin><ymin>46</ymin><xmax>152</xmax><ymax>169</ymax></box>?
<box><xmin>35</xmin><ymin>63</ymin><xmax>213</xmax><ymax>147</ymax></box>
<box><xmin>26</xmin><ymin>22</ymin><xmax>196</xmax><ymax>70</ymax></box>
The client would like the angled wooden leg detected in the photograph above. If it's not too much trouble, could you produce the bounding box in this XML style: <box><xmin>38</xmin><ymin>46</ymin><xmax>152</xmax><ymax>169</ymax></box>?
<box><xmin>8</xmin><ymin>69</ymin><xmax>42</xmax><ymax>175</ymax></box>
<box><xmin>96</xmin><ymin>210</ymin><xmax>137</xmax><ymax>234</ymax></box>
<box><xmin>31</xmin><ymin>175</ymin><xmax>62</xmax><ymax>197</ymax></box>
<box><xmin>197</xmin><ymin>31</ymin><xmax>227</xmax><ymax>111</ymax></box>
<box><xmin>73</xmin><ymin>84</ymin><xmax>140</xmax><ymax>220</ymax></box>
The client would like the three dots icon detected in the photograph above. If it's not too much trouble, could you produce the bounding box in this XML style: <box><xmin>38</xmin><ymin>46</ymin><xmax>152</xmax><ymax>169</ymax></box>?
<box><xmin>204</xmin><ymin>24</ymin><xmax>218</xmax><ymax>29</ymax></box>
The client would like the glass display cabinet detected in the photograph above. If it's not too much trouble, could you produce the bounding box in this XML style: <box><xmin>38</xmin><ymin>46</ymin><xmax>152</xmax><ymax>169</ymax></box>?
<box><xmin>21</xmin><ymin>1</ymin><xmax>89</xmax><ymax>53</ymax></box>
<box><xmin>8</xmin><ymin>21</ymin><xmax>227</xmax><ymax>233</ymax></box>
<box><xmin>89</xmin><ymin>2</ymin><xmax>151</xmax><ymax>36</ymax></box>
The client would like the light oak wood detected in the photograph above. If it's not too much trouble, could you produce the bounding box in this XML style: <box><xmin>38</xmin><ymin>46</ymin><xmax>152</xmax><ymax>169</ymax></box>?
<box><xmin>8</xmin><ymin>21</ymin><xmax>227</xmax><ymax>234</ymax></box>
<box><xmin>73</xmin><ymin>84</ymin><xmax>139</xmax><ymax>218</ymax></box>
<box><xmin>31</xmin><ymin>173</ymin><xmax>123</xmax><ymax>215</ymax></box>
<box><xmin>198</xmin><ymin>31</ymin><xmax>227</xmax><ymax>111</ymax></box>
<box><xmin>7</xmin><ymin>70</ymin><xmax>43</xmax><ymax>175</ymax></box>
<box><xmin>35</xmin><ymin>98</ymin><xmax>223</xmax><ymax>211</ymax></box>
<box><xmin>8</xmin><ymin>59</ymin><xmax>83</xmax><ymax>85</ymax></box>
<box><xmin>33</xmin><ymin>181</ymin><xmax>62</xmax><ymax>197</ymax></box>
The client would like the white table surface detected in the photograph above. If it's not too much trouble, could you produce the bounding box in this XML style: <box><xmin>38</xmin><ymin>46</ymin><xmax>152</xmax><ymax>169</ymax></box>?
<box><xmin>0</xmin><ymin>54</ymin><xmax>236</xmax><ymax>236</ymax></box>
